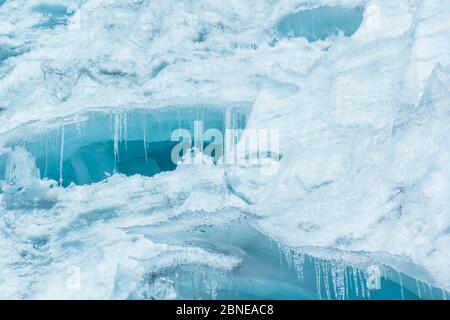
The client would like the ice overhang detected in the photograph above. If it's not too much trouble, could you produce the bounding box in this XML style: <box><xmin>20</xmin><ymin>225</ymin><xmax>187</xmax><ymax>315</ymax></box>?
<box><xmin>0</xmin><ymin>104</ymin><xmax>251</xmax><ymax>187</ymax></box>
<box><xmin>274</xmin><ymin>6</ymin><xmax>364</xmax><ymax>42</ymax></box>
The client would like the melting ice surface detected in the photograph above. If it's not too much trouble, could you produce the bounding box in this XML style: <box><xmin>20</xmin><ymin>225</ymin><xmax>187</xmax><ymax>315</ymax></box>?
<box><xmin>0</xmin><ymin>0</ymin><xmax>450</xmax><ymax>299</ymax></box>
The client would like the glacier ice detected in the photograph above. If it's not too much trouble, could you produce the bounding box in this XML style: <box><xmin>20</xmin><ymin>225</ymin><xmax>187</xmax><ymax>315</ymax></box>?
<box><xmin>0</xmin><ymin>0</ymin><xmax>450</xmax><ymax>300</ymax></box>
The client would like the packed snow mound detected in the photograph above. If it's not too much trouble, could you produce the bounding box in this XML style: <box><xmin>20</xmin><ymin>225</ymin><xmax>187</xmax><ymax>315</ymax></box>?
<box><xmin>0</xmin><ymin>0</ymin><xmax>450</xmax><ymax>298</ymax></box>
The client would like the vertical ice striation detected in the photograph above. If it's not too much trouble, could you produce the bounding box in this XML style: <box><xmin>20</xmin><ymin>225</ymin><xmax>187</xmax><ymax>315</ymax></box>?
<box><xmin>142</xmin><ymin>115</ymin><xmax>148</xmax><ymax>165</ymax></box>
<box><xmin>113</xmin><ymin>112</ymin><xmax>121</xmax><ymax>171</ymax></box>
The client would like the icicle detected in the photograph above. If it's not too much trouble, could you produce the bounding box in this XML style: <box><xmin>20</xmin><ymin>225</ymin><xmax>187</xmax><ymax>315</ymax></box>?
<box><xmin>201</xmin><ymin>108</ymin><xmax>205</xmax><ymax>132</ymax></box>
<box><xmin>416</xmin><ymin>279</ymin><xmax>422</xmax><ymax>299</ymax></box>
<box><xmin>358</xmin><ymin>269</ymin><xmax>366</xmax><ymax>299</ymax></box>
<box><xmin>292</xmin><ymin>252</ymin><xmax>305</xmax><ymax>282</ymax></box>
<box><xmin>75</xmin><ymin>119</ymin><xmax>83</xmax><ymax>136</ymax></box>
<box><xmin>113</xmin><ymin>112</ymin><xmax>121</xmax><ymax>171</ymax></box>
<box><xmin>394</xmin><ymin>269</ymin><xmax>405</xmax><ymax>300</ymax></box>
<box><xmin>321</xmin><ymin>260</ymin><xmax>331</xmax><ymax>300</ymax></box>
<box><xmin>276</xmin><ymin>242</ymin><xmax>284</xmax><ymax>268</ymax></box>
<box><xmin>419</xmin><ymin>280</ymin><xmax>424</xmax><ymax>297</ymax></box>
<box><xmin>155</xmin><ymin>109</ymin><xmax>160</xmax><ymax>133</ymax></box>
<box><xmin>331</xmin><ymin>263</ymin><xmax>338</xmax><ymax>299</ymax></box>
<box><xmin>59</xmin><ymin>125</ymin><xmax>65</xmax><ymax>186</ymax></box>
<box><xmin>428</xmin><ymin>284</ymin><xmax>434</xmax><ymax>300</ymax></box>
<box><xmin>234</xmin><ymin>110</ymin><xmax>238</xmax><ymax>143</ymax></box>
<box><xmin>45</xmin><ymin>133</ymin><xmax>49</xmax><ymax>178</ymax></box>
<box><xmin>442</xmin><ymin>289</ymin><xmax>447</xmax><ymax>300</ymax></box>
<box><xmin>109</xmin><ymin>112</ymin><xmax>114</xmax><ymax>146</ymax></box>
<box><xmin>123</xmin><ymin>112</ymin><xmax>128</xmax><ymax>150</ymax></box>
<box><xmin>352</xmin><ymin>267</ymin><xmax>359</xmax><ymax>297</ymax></box>
<box><xmin>282</xmin><ymin>248</ymin><xmax>292</xmax><ymax>271</ymax></box>
<box><xmin>143</xmin><ymin>115</ymin><xmax>148</xmax><ymax>164</ymax></box>
<box><xmin>330</xmin><ymin>262</ymin><xmax>346</xmax><ymax>300</ymax></box>
<box><xmin>344</xmin><ymin>267</ymin><xmax>350</xmax><ymax>300</ymax></box>
<box><xmin>314</xmin><ymin>259</ymin><xmax>322</xmax><ymax>300</ymax></box>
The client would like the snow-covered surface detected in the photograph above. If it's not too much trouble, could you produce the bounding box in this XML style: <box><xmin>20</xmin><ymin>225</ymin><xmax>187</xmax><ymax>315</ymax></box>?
<box><xmin>0</xmin><ymin>0</ymin><xmax>449</xmax><ymax>298</ymax></box>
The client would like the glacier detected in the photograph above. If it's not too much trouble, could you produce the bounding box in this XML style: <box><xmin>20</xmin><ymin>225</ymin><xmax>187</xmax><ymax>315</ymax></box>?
<box><xmin>0</xmin><ymin>0</ymin><xmax>449</xmax><ymax>299</ymax></box>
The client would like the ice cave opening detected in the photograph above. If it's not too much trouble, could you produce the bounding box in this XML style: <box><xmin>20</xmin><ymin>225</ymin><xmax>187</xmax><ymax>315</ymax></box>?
<box><xmin>0</xmin><ymin>104</ymin><xmax>250</xmax><ymax>187</ymax></box>
<box><xmin>275</xmin><ymin>6</ymin><xmax>364</xmax><ymax>42</ymax></box>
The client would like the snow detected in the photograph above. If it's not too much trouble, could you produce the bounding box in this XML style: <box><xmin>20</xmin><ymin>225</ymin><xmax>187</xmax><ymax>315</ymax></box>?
<box><xmin>0</xmin><ymin>0</ymin><xmax>449</xmax><ymax>298</ymax></box>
